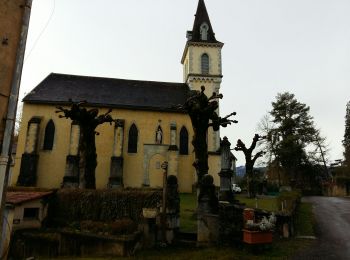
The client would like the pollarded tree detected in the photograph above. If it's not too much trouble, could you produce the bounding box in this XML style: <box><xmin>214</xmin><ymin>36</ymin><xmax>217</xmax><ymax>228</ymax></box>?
<box><xmin>234</xmin><ymin>134</ymin><xmax>265</xmax><ymax>198</ymax></box>
<box><xmin>56</xmin><ymin>100</ymin><xmax>114</xmax><ymax>189</ymax></box>
<box><xmin>343</xmin><ymin>101</ymin><xmax>350</xmax><ymax>167</ymax></box>
<box><xmin>269</xmin><ymin>92</ymin><xmax>317</xmax><ymax>185</ymax></box>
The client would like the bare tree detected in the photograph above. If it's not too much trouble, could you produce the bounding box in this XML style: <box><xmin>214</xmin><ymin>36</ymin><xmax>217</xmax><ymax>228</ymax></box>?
<box><xmin>56</xmin><ymin>100</ymin><xmax>114</xmax><ymax>189</ymax></box>
<box><xmin>308</xmin><ymin>130</ymin><xmax>330</xmax><ymax>177</ymax></box>
<box><xmin>234</xmin><ymin>134</ymin><xmax>265</xmax><ymax>198</ymax></box>
<box><xmin>256</xmin><ymin>113</ymin><xmax>277</xmax><ymax>164</ymax></box>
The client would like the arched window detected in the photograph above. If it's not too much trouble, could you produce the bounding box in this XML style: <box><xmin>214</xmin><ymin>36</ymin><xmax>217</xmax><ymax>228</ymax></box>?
<box><xmin>201</xmin><ymin>54</ymin><xmax>209</xmax><ymax>74</ymax></box>
<box><xmin>128</xmin><ymin>123</ymin><xmax>138</xmax><ymax>153</ymax></box>
<box><xmin>179</xmin><ymin>126</ymin><xmax>189</xmax><ymax>155</ymax></box>
<box><xmin>43</xmin><ymin>119</ymin><xmax>55</xmax><ymax>150</ymax></box>
<box><xmin>200</xmin><ymin>23</ymin><xmax>209</xmax><ymax>41</ymax></box>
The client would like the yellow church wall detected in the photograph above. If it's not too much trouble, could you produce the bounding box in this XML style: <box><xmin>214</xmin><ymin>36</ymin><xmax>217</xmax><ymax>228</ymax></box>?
<box><xmin>178</xmin><ymin>153</ymin><xmax>195</xmax><ymax>192</ymax></box>
<box><xmin>208</xmin><ymin>154</ymin><xmax>220</xmax><ymax>187</ymax></box>
<box><xmin>13</xmin><ymin>103</ymin><xmax>222</xmax><ymax>193</ymax></box>
<box><xmin>13</xmin><ymin>104</ymin><xmax>72</xmax><ymax>188</ymax></box>
<box><xmin>182</xmin><ymin>50</ymin><xmax>191</xmax><ymax>83</ymax></box>
<box><xmin>188</xmin><ymin>45</ymin><xmax>222</xmax><ymax>76</ymax></box>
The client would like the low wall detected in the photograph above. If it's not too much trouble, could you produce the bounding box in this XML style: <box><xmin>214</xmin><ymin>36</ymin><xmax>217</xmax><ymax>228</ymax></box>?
<box><xmin>219</xmin><ymin>202</ymin><xmax>245</xmax><ymax>245</ymax></box>
<box><xmin>9</xmin><ymin>230</ymin><xmax>142</xmax><ymax>258</ymax></box>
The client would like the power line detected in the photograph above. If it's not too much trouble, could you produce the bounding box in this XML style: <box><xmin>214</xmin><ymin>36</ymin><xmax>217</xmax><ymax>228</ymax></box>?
<box><xmin>24</xmin><ymin>0</ymin><xmax>55</xmax><ymax>63</ymax></box>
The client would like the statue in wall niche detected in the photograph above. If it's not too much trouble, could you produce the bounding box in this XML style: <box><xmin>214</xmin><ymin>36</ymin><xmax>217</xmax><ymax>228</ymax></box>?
<box><xmin>155</xmin><ymin>126</ymin><xmax>163</xmax><ymax>144</ymax></box>
<box><xmin>56</xmin><ymin>100</ymin><xmax>114</xmax><ymax>189</ymax></box>
<box><xmin>176</xmin><ymin>86</ymin><xmax>237</xmax><ymax>204</ymax></box>
<box><xmin>234</xmin><ymin>134</ymin><xmax>265</xmax><ymax>198</ymax></box>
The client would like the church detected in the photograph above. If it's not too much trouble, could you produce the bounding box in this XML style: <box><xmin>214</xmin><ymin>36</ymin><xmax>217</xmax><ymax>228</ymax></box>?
<box><xmin>12</xmin><ymin>0</ymin><xmax>228</xmax><ymax>193</ymax></box>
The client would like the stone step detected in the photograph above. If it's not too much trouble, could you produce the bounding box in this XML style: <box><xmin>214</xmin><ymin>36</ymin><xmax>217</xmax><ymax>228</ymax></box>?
<box><xmin>177</xmin><ymin>238</ymin><xmax>197</xmax><ymax>247</ymax></box>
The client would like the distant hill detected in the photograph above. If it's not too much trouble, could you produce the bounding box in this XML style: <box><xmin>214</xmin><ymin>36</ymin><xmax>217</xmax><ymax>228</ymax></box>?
<box><xmin>236</xmin><ymin>166</ymin><xmax>246</xmax><ymax>177</ymax></box>
<box><xmin>235</xmin><ymin>166</ymin><xmax>267</xmax><ymax>177</ymax></box>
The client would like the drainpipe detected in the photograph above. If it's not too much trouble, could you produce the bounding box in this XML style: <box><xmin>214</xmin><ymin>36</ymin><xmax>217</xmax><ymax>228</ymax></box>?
<box><xmin>0</xmin><ymin>0</ymin><xmax>33</xmax><ymax>254</ymax></box>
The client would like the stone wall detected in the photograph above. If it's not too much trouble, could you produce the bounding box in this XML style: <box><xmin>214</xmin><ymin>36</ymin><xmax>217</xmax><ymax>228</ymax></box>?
<box><xmin>9</xmin><ymin>230</ymin><xmax>142</xmax><ymax>258</ymax></box>
<box><xmin>218</xmin><ymin>202</ymin><xmax>244</xmax><ymax>245</ymax></box>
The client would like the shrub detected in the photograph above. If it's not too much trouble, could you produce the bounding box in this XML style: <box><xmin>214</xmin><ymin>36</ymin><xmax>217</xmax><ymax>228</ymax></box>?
<box><xmin>48</xmin><ymin>188</ymin><xmax>162</xmax><ymax>227</ymax></box>
<box><xmin>277</xmin><ymin>190</ymin><xmax>301</xmax><ymax>212</ymax></box>
<box><xmin>266</xmin><ymin>183</ymin><xmax>279</xmax><ymax>193</ymax></box>
<box><xmin>80</xmin><ymin>218</ymin><xmax>137</xmax><ymax>235</ymax></box>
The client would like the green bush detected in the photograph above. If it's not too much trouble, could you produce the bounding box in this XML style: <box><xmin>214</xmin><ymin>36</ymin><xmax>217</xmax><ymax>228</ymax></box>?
<box><xmin>267</xmin><ymin>183</ymin><xmax>280</xmax><ymax>193</ymax></box>
<box><xmin>277</xmin><ymin>190</ymin><xmax>301</xmax><ymax>212</ymax></box>
<box><xmin>80</xmin><ymin>218</ymin><xmax>137</xmax><ymax>235</ymax></box>
<box><xmin>48</xmin><ymin>188</ymin><xmax>162</xmax><ymax>227</ymax></box>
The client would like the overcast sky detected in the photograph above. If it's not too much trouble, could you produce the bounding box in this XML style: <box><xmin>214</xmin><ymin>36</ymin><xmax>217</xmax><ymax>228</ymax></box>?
<box><xmin>20</xmin><ymin>0</ymin><xmax>350</xmax><ymax>166</ymax></box>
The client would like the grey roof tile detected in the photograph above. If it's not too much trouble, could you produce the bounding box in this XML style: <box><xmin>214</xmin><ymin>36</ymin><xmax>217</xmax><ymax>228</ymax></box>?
<box><xmin>24</xmin><ymin>73</ymin><xmax>190</xmax><ymax>113</ymax></box>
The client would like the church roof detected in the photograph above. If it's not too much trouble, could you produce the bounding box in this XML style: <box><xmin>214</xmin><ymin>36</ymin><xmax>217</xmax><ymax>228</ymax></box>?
<box><xmin>188</xmin><ymin>0</ymin><xmax>220</xmax><ymax>43</ymax></box>
<box><xmin>23</xmin><ymin>73</ymin><xmax>190</xmax><ymax>113</ymax></box>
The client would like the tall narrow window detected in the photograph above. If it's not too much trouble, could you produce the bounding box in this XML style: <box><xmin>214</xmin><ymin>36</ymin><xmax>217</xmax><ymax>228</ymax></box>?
<box><xmin>180</xmin><ymin>126</ymin><xmax>189</xmax><ymax>155</ymax></box>
<box><xmin>128</xmin><ymin>123</ymin><xmax>138</xmax><ymax>153</ymax></box>
<box><xmin>43</xmin><ymin>119</ymin><xmax>55</xmax><ymax>150</ymax></box>
<box><xmin>201</xmin><ymin>54</ymin><xmax>209</xmax><ymax>74</ymax></box>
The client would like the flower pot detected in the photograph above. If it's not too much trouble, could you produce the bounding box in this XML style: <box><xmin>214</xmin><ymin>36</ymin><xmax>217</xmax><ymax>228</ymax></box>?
<box><xmin>242</xmin><ymin>229</ymin><xmax>273</xmax><ymax>244</ymax></box>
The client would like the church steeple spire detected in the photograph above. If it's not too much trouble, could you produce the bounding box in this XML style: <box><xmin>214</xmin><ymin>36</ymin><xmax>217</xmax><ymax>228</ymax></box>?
<box><xmin>187</xmin><ymin>0</ymin><xmax>219</xmax><ymax>43</ymax></box>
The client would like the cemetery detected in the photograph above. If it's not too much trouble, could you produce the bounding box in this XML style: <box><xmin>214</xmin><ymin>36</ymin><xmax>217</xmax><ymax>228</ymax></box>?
<box><xmin>1</xmin><ymin>0</ymin><xmax>350</xmax><ymax>259</ymax></box>
<box><xmin>4</xmin><ymin>91</ymin><xmax>310</xmax><ymax>259</ymax></box>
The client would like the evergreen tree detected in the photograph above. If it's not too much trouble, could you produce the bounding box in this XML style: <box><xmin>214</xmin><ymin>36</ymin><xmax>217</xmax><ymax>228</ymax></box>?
<box><xmin>268</xmin><ymin>92</ymin><xmax>317</xmax><ymax>185</ymax></box>
<box><xmin>343</xmin><ymin>101</ymin><xmax>350</xmax><ymax>166</ymax></box>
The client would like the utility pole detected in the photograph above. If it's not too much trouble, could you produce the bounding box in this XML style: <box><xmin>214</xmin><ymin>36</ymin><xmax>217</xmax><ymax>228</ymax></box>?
<box><xmin>161</xmin><ymin>161</ymin><xmax>168</xmax><ymax>246</ymax></box>
<box><xmin>0</xmin><ymin>0</ymin><xmax>33</xmax><ymax>252</ymax></box>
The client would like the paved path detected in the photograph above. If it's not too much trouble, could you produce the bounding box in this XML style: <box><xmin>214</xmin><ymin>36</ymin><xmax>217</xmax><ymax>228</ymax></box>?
<box><xmin>293</xmin><ymin>196</ymin><xmax>350</xmax><ymax>259</ymax></box>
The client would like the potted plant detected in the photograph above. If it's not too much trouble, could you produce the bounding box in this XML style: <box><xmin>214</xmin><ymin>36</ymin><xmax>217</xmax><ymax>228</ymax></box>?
<box><xmin>243</xmin><ymin>213</ymin><xmax>276</xmax><ymax>244</ymax></box>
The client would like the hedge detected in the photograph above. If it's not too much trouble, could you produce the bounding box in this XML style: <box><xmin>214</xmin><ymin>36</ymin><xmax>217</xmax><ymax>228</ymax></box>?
<box><xmin>47</xmin><ymin>188</ymin><xmax>162</xmax><ymax>227</ymax></box>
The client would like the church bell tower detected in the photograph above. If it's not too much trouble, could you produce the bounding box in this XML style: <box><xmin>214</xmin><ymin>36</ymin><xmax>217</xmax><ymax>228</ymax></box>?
<box><xmin>181</xmin><ymin>0</ymin><xmax>224</xmax><ymax>152</ymax></box>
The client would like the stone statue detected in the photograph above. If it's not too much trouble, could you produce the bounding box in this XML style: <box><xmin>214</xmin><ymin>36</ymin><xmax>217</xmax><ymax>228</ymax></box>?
<box><xmin>56</xmin><ymin>100</ymin><xmax>114</xmax><ymax>189</ymax></box>
<box><xmin>156</xmin><ymin>126</ymin><xmax>163</xmax><ymax>144</ymax></box>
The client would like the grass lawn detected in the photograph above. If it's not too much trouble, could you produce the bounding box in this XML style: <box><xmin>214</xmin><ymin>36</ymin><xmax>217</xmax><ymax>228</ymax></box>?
<box><xmin>179</xmin><ymin>193</ymin><xmax>197</xmax><ymax>232</ymax></box>
<box><xmin>135</xmin><ymin>239</ymin><xmax>313</xmax><ymax>259</ymax></box>
<box><xmin>235</xmin><ymin>194</ymin><xmax>279</xmax><ymax>212</ymax></box>
<box><xmin>50</xmin><ymin>239</ymin><xmax>313</xmax><ymax>260</ymax></box>
<box><xmin>294</xmin><ymin>202</ymin><xmax>315</xmax><ymax>236</ymax></box>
